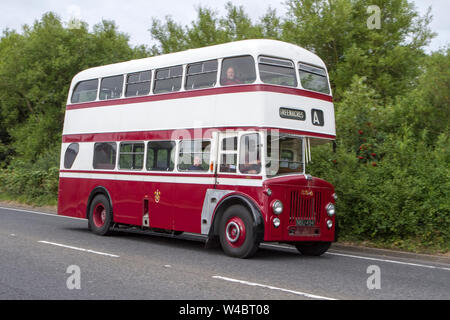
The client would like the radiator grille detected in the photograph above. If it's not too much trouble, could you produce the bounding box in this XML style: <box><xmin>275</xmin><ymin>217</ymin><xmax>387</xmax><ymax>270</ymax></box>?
<box><xmin>289</xmin><ymin>189</ymin><xmax>322</xmax><ymax>225</ymax></box>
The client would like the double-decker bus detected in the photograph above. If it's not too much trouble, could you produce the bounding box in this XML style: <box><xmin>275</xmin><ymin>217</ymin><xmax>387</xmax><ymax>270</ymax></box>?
<box><xmin>58</xmin><ymin>39</ymin><xmax>337</xmax><ymax>258</ymax></box>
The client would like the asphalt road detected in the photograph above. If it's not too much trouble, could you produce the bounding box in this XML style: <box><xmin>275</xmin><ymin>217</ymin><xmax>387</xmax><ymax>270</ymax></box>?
<box><xmin>0</xmin><ymin>206</ymin><xmax>449</xmax><ymax>301</ymax></box>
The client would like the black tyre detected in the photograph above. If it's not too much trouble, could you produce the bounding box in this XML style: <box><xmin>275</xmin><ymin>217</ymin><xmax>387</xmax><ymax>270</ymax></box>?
<box><xmin>88</xmin><ymin>194</ymin><xmax>113</xmax><ymax>236</ymax></box>
<box><xmin>219</xmin><ymin>205</ymin><xmax>259</xmax><ymax>258</ymax></box>
<box><xmin>295</xmin><ymin>241</ymin><xmax>331</xmax><ymax>256</ymax></box>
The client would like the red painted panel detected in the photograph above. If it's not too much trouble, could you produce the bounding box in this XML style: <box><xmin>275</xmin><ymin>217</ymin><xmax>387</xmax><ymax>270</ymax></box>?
<box><xmin>62</xmin><ymin>127</ymin><xmax>336</xmax><ymax>143</ymax></box>
<box><xmin>66</xmin><ymin>84</ymin><xmax>333</xmax><ymax>111</ymax></box>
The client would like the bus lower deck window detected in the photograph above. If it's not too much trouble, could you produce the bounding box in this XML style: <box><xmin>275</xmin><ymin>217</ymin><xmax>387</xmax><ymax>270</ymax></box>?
<box><xmin>93</xmin><ymin>142</ymin><xmax>117</xmax><ymax>170</ymax></box>
<box><xmin>178</xmin><ymin>140</ymin><xmax>211</xmax><ymax>172</ymax></box>
<box><xmin>119</xmin><ymin>142</ymin><xmax>145</xmax><ymax>170</ymax></box>
<box><xmin>147</xmin><ymin>141</ymin><xmax>176</xmax><ymax>171</ymax></box>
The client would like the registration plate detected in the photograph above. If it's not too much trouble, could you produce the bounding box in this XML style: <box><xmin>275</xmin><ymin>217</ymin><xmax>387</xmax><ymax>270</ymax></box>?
<box><xmin>296</xmin><ymin>219</ymin><xmax>315</xmax><ymax>227</ymax></box>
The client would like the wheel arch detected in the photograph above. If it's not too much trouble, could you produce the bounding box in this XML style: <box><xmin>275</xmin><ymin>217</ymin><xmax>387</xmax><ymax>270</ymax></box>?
<box><xmin>86</xmin><ymin>186</ymin><xmax>113</xmax><ymax>219</ymax></box>
<box><xmin>209</xmin><ymin>194</ymin><xmax>264</xmax><ymax>244</ymax></box>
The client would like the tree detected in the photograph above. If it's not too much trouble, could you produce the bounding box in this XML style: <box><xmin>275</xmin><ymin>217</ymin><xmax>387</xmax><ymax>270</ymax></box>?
<box><xmin>282</xmin><ymin>0</ymin><xmax>435</xmax><ymax>100</ymax></box>
<box><xmin>0</xmin><ymin>12</ymin><xmax>143</xmax><ymax>165</ymax></box>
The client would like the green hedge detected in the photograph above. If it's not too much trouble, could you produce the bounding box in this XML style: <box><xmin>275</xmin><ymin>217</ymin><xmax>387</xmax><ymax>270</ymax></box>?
<box><xmin>0</xmin><ymin>166</ymin><xmax>59</xmax><ymax>205</ymax></box>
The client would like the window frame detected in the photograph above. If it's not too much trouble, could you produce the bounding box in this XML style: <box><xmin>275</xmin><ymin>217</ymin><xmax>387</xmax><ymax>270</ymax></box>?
<box><xmin>177</xmin><ymin>139</ymin><xmax>212</xmax><ymax>173</ymax></box>
<box><xmin>184</xmin><ymin>59</ymin><xmax>218</xmax><ymax>91</ymax></box>
<box><xmin>118</xmin><ymin>141</ymin><xmax>145</xmax><ymax>171</ymax></box>
<box><xmin>71</xmin><ymin>79</ymin><xmax>99</xmax><ymax>104</ymax></box>
<box><xmin>146</xmin><ymin>140</ymin><xmax>177</xmax><ymax>172</ymax></box>
<box><xmin>218</xmin><ymin>135</ymin><xmax>239</xmax><ymax>174</ymax></box>
<box><xmin>238</xmin><ymin>132</ymin><xmax>262</xmax><ymax>175</ymax></box>
<box><xmin>64</xmin><ymin>143</ymin><xmax>80</xmax><ymax>169</ymax></box>
<box><xmin>153</xmin><ymin>65</ymin><xmax>183</xmax><ymax>94</ymax></box>
<box><xmin>125</xmin><ymin>70</ymin><xmax>152</xmax><ymax>97</ymax></box>
<box><xmin>258</xmin><ymin>55</ymin><xmax>298</xmax><ymax>88</ymax></box>
<box><xmin>220</xmin><ymin>55</ymin><xmax>257</xmax><ymax>86</ymax></box>
<box><xmin>298</xmin><ymin>62</ymin><xmax>331</xmax><ymax>94</ymax></box>
<box><xmin>93</xmin><ymin>142</ymin><xmax>117</xmax><ymax>170</ymax></box>
<box><xmin>99</xmin><ymin>75</ymin><xmax>125</xmax><ymax>101</ymax></box>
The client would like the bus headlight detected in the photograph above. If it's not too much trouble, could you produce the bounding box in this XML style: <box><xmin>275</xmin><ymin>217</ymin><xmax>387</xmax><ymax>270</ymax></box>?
<box><xmin>326</xmin><ymin>203</ymin><xmax>336</xmax><ymax>217</ymax></box>
<box><xmin>272</xmin><ymin>200</ymin><xmax>283</xmax><ymax>215</ymax></box>
<box><xmin>327</xmin><ymin>220</ymin><xmax>333</xmax><ymax>229</ymax></box>
<box><xmin>273</xmin><ymin>218</ymin><xmax>281</xmax><ymax>228</ymax></box>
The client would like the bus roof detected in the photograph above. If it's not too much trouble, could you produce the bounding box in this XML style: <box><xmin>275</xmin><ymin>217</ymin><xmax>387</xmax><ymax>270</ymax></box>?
<box><xmin>72</xmin><ymin>39</ymin><xmax>327</xmax><ymax>83</ymax></box>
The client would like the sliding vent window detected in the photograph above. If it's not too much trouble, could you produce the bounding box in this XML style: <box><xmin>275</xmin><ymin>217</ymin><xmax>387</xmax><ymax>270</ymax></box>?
<box><xmin>147</xmin><ymin>141</ymin><xmax>176</xmax><ymax>171</ymax></box>
<box><xmin>258</xmin><ymin>56</ymin><xmax>297</xmax><ymax>87</ymax></box>
<box><xmin>298</xmin><ymin>63</ymin><xmax>330</xmax><ymax>94</ymax></box>
<box><xmin>153</xmin><ymin>65</ymin><xmax>183</xmax><ymax>94</ymax></box>
<box><xmin>125</xmin><ymin>70</ymin><xmax>151</xmax><ymax>97</ymax></box>
<box><xmin>93</xmin><ymin>142</ymin><xmax>117</xmax><ymax>170</ymax></box>
<box><xmin>185</xmin><ymin>60</ymin><xmax>218</xmax><ymax>90</ymax></box>
<box><xmin>119</xmin><ymin>142</ymin><xmax>145</xmax><ymax>170</ymax></box>
<box><xmin>99</xmin><ymin>75</ymin><xmax>124</xmax><ymax>100</ymax></box>
<box><xmin>71</xmin><ymin>79</ymin><xmax>98</xmax><ymax>103</ymax></box>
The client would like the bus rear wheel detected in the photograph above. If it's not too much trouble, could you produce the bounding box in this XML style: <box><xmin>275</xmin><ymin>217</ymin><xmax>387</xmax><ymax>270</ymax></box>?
<box><xmin>219</xmin><ymin>205</ymin><xmax>259</xmax><ymax>258</ymax></box>
<box><xmin>88</xmin><ymin>194</ymin><xmax>113</xmax><ymax>236</ymax></box>
<box><xmin>295</xmin><ymin>241</ymin><xmax>331</xmax><ymax>256</ymax></box>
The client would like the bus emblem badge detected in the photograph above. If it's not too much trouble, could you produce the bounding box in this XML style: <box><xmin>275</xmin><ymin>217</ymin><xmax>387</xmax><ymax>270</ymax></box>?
<box><xmin>154</xmin><ymin>190</ymin><xmax>161</xmax><ymax>203</ymax></box>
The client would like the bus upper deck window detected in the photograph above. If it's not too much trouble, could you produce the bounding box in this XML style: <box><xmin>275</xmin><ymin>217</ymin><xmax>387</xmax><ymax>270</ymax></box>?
<box><xmin>71</xmin><ymin>79</ymin><xmax>98</xmax><ymax>104</ymax></box>
<box><xmin>99</xmin><ymin>75</ymin><xmax>124</xmax><ymax>100</ymax></box>
<box><xmin>154</xmin><ymin>65</ymin><xmax>183</xmax><ymax>94</ymax></box>
<box><xmin>298</xmin><ymin>63</ymin><xmax>330</xmax><ymax>94</ymax></box>
<box><xmin>220</xmin><ymin>55</ymin><xmax>256</xmax><ymax>86</ymax></box>
<box><xmin>258</xmin><ymin>56</ymin><xmax>297</xmax><ymax>87</ymax></box>
<box><xmin>185</xmin><ymin>60</ymin><xmax>218</xmax><ymax>90</ymax></box>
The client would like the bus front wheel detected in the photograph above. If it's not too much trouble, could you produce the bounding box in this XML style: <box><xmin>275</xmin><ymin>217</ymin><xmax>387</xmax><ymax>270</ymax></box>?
<box><xmin>295</xmin><ymin>241</ymin><xmax>331</xmax><ymax>256</ymax></box>
<box><xmin>88</xmin><ymin>194</ymin><xmax>113</xmax><ymax>236</ymax></box>
<box><xmin>219</xmin><ymin>205</ymin><xmax>259</xmax><ymax>258</ymax></box>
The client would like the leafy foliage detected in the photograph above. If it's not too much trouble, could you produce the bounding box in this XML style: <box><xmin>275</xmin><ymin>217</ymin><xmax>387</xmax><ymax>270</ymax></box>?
<box><xmin>0</xmin><ymin>2</ymin><xmax>448</xmax><ymax>252</ymax></box>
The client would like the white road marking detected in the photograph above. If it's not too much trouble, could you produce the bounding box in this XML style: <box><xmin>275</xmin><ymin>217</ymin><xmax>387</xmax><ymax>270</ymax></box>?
<box><xmin>262</xmin><ymin>243</ymin><xmax>450</xmax><ymax>271</ymax></box>
<box><xmin>0</xmin><ymin>206</ymin><xmax>86</xmax><ymax>221</ymax></box>
<box><xmin>212</xmin><ymin>275</ymin><xmax>337</xmax><ymax>300</ymax></box>
<box><xmin>326</xmin><ymin>252</ymin><xmax>450</xmax><ymax>271</ymax></box>
<box><xmin>3</xmin><ymin>206</ymin><xmax>449</xmax><ymax>271</ymax></box>
<box><xmin>38</xmin><ymin>241</ymin><xmax>119</xmax><ymax>258</ymax></box>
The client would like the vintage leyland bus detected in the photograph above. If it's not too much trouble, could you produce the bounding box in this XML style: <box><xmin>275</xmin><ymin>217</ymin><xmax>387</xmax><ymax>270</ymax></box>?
<box><xmin>58</xmin><ymin>39</ymin><xmax>337</xmax><ymax>258</ymax></box>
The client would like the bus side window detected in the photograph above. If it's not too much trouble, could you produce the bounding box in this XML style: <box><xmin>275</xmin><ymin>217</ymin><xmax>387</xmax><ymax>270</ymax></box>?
<box><xmin>125</xmin><ymin>70</ymin><xmax>151</xmax><ymax>97</ymax></box>
<box><xmin>71</xmin><ymin>79</ymin><xmax>98</xmax><ymax>104</ymax></box>
<box><xmin>220</xmin><ymin>55</ymin><xmax>256</xmax><ymax>86</ymax></box>
<box><xmin>153</xmin><ymin>65</ymin><xmax>183</xmax><ymax>94</ymax></box>
<box><xmin>298</xmin><ymin>62</ymin><xmax>330</xmax><ymax>94</ymax></box>
<box><xmin>64</xmin><ymin>143</ymin><xmax>79</xmax><ymax>169</ymax></box>
<box><xmin>146</xmin><ymin>141</ymin><xmax>176</xmax><ymax>171</ymax></box>
<box><xmin>99</xmin><ymin>75</ymin><xmax>124</xmax><ymax>100</ymax></box>
<box><xmin>118</xmin><ymin>142</ymin><xmax>145</xmax><ymax>170</ymax></box>
<box><xmin>258</xmin><ymin>56</ymin><xmax>297</xmax><ymax>87</ymax></box>
<box><xmin>219</xmin><ymin>136</ymin><xmax>238</xmax><ymax>173</ymax></box>
<box><xmin>185</xmin><ymin>60</ymin><xmax>218</xmax><ymax>90</ymax></box>
<box><xmin>178</xmin><ymin>140</ymin><xmax>211</xmax><ymax>172</ymax></box>
<box><xmin>239</xmin><ymin>134</ymin><xmax>261</xmax><ymax>175</ymax></box>
<box><xmin>93</xmin><ymin>142</ymin><xmax>117</xmax><ymax>170</ymax></box>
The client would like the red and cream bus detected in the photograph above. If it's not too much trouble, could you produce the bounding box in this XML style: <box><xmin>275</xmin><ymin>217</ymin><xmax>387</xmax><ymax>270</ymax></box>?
<box><xmin>58</xmin><ymin>39</ymin><xmax>337</xmax><ymax>258</ymax></box>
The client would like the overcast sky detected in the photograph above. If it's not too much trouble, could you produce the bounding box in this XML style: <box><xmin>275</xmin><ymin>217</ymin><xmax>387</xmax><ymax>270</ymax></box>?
<box><xmin>0</xmin><ymin>0</ymin><xmax>448</xmax><ymax>52</ymax></box>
